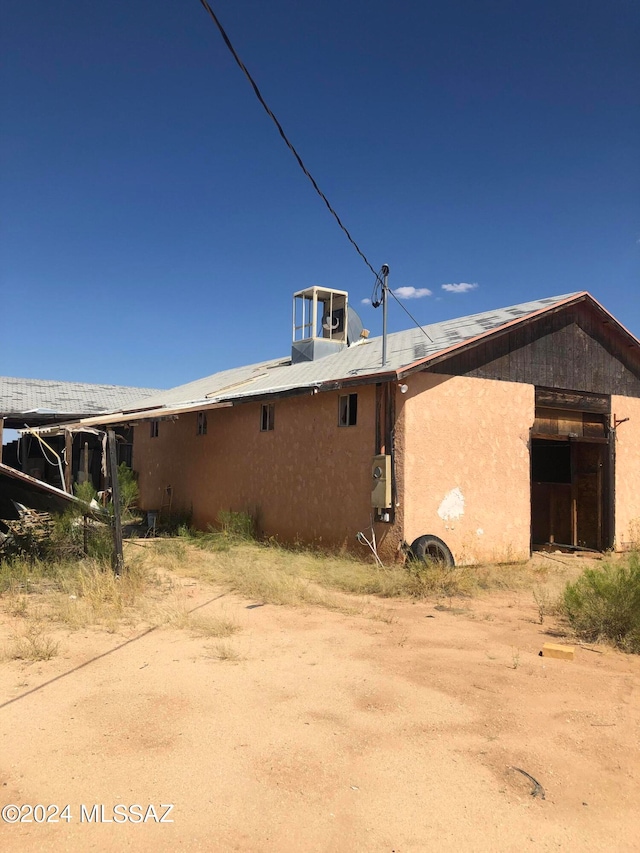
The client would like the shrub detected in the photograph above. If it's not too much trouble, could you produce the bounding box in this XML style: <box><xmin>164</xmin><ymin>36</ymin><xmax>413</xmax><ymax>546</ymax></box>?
<box><xmin>74</xmin><ymin>480</ymin><xmax>98</xmax><ymax>505</ymax></box>
<box><xmin>117</xmin><ymin>463</ymin><xmax>139</xmax><ymax>517</ymax></box>
<box><xmin>562</xmin><ymin>552</ymin><xmax>640</xmax><ymax>653</ymax></box>
<box><xmin>50</xmin><ymin>511</ymin><xmax>113</xmax><ymax>563</ymax></box>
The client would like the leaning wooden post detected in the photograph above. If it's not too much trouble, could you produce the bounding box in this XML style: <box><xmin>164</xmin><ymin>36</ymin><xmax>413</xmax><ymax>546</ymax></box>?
<box><xmin>107</xmin><ymin>429</ymin><xmax>124</xmax><ymax>574</ymax></box>
<box><xmin>64</xmin><ymin>429</ymin><xmax>73</xmax><ymax>494</ymax></box>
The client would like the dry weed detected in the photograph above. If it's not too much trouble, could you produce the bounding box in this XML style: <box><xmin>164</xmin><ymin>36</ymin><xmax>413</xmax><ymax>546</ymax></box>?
<box><xmin>160</xmin><ymin>600</ymin><xmax>240</xmax><ymax>638</ymax></box>
<box><xmin>7</xmin><ymin>623</ymin><xmax>60</xmax><ymax>661</ymax></box>
<box><xmin>189</xmin><ymin>615</ymin><xmax>240</xmax><ymax>638</ymax></box>
<box><xmin>138</xmin><ymin>538</ymin><xmax>572</xmax><ymax>615</ymax></box>
<box><xmin>533</xmin><ymin>585</ymin><xmax>551</xmax><ymax>624</ymax></box>
<box><xmin>6</xmin><ymin>594</ymin><xmax>29</xmax><ymax>618</ymax></box>
<box><xmin>205</xmin><ymin>641</ymin><xmax>242</xmax><ymax>661</ymax></box>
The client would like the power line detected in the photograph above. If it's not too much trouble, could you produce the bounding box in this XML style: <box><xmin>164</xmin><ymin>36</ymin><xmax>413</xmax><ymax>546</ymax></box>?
<box><xmin>387</xmin><ymin>288</ymin><xmax>433</xmax><ymax>342</ymax></box>
<box><xmin>372</xmin><ymin>275</ymin><xmax>433</xmax><ymax>343</ymax></box>
<box><xmin>197</xmin><ymin>0</ymin><xmax>379</xmax><ymax>278</ymax></box>
<box><xmin>197</xmin><ymin>2</ymin><xmax>433</xmax><ymax>346</ymax></box>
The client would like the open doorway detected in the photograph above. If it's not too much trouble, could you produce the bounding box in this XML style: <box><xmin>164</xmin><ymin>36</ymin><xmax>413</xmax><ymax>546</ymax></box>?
<box><xmin>530</xmin><ymin>390</ymin><xmax>613</xmax><ymax>552</ymax></box>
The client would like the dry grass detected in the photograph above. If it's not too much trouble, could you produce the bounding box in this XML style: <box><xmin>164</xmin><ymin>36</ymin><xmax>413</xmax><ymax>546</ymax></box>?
<box><xmin>0</xmin><ymin>553</ymin><xmax>153</xmax><ymax>636</ymax></box>
<box><xmin>140</xmin><ymin>537</ymin><xmax>558</xmax><ymax>608</ymax></box>
<box><xmin>204</xmin><ymin>641</ymin><xmax>242</xmax><ymax>662</ymax></box>
<box><xmin>160</xmin><ymin>598</ymin><xmax>240</xmax><ymax>638</ymax></box>
<box><xmin>189</xmin><ymin>615</ymin><xmax>240</xmax><ymax>638</ymax></box>
<box><xmin>6</xmin><ymin>623</ymin><xmax>60</xmax><ymax>661</ymax></box>
<box><xmin>0</xmin><ymin>532</ymin><xmax>598</xmax><ymax>655</ymax></box>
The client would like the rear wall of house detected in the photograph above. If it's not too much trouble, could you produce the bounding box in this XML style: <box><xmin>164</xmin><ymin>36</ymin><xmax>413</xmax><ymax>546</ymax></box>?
<box><xmin>133</xmin><ymin>386</ymin><xmax>381</xmax><ymax>553</ymax></box>
<box><xmin>612</xmin><ymin>395</ymin><xmax>640</xmax><ymax>550</ymax></box>
<box><xmin>402</xmin><ymin>372</ymin><xmax>535</xmax><ymax>565</ymax></box>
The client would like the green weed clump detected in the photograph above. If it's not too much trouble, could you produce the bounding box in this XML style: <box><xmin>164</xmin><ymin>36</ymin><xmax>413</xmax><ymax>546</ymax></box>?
<box><xmin>176</xmin><ymin>511</ymin><xmax>256</xmax><ymax>552</ymax></box>
<box><xmin>562</xmin><ymin>552</ymin><xmax>640</xmax><ymax>653</ymax></box>
<box><xmin>216</xmin><ymin>510</ymin><xmax>255</xmax><ymax>540</ymax></box>
<box><xmin>116</xmin><ymin>463</ymin><xmax>139</xmax><ymax>518</ymax></box>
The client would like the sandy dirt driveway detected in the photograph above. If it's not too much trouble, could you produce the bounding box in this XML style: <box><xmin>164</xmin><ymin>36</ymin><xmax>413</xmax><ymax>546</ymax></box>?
<box><xmin>1</xmin><ymin>573</ymin><xmax>639</xmax><ymax>852</ymax></box>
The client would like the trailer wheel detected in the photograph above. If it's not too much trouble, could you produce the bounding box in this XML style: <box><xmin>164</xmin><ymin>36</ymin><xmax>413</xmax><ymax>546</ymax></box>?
<box><xmin>409</xmin><ymin>535</ymin><xmax>454</xmax><ymax>568</ymax></box>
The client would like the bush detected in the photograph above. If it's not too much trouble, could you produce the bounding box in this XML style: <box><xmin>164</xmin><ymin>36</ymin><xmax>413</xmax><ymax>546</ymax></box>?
<box><xmin>562</xmin><ymin>552</ymin><xmax>640</xmax><ymax>653</ymax></box>
<box><xmin>50</xmin><ymin>510</ymin><xmax>113</xmax><ymax>563</ymax></box>
<box><xmin>74</xmin><ymin>480</ymin><xmax>98</xmax><ymax>505</ymax></box>
<box><xmin>117</xmin><ymin>463</ymin><xmax>139</xmax><ymax>517</ymax></box>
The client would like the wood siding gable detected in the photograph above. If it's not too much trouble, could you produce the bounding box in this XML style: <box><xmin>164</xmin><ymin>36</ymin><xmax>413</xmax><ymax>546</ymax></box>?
<box><xmin>424</xmin><ymin>301</ymin><xmax>640</xmax><ymax>397</ymax></box>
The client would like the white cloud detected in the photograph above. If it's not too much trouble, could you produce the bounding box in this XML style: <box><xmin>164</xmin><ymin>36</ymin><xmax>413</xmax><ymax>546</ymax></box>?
<box><xmin>393</xmin><ymin>286</ymin><xmax>432</xmax><ymax>300</ymax></box>
<box><xmin>441</xmin><ymin>282</ymin><xmax>478</xmax><ymax>293</ymax></box>
<box><xmin>360</xmin><ymin>297</ymin><xmax>371</xmax><ymax>305</ymax></box>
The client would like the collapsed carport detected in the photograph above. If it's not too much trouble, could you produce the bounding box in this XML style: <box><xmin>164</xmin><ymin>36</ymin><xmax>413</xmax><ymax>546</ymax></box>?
<box><xmin>0</xmin><ymin>461</ymin><xmax>90</xmax><ymax>531</ymax></box>
<box><xmin>0</xmin><ymin>461</ymin><xmax>121</xmax><ymax>570</ymax></box>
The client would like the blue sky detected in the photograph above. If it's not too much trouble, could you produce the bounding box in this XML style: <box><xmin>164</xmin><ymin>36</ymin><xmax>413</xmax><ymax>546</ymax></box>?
<box><xmin>2</xmin><ymin>0</ymin><xmax>638</xmax><ymax>391</ymax></box>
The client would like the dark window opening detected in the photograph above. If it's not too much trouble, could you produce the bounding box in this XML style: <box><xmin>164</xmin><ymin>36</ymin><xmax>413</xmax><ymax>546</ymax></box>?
<box><xmin>338</xmin><ymin>393</ymin><xmax>358</xmax><ymax>427</ymax></box>
<box><xmin>197</xmin><ymin>412</ymin><xmax>207</xmax><ymax>436</ymax></box>
<box><xmin>261</xmin><ymin>403</ymin><xmax>275</xmax><ymax>432</ymax></box>
<box><xmin>150</xmin><ymin>420</ymin><xmax>159</xmax><ymax>439</ymax></box>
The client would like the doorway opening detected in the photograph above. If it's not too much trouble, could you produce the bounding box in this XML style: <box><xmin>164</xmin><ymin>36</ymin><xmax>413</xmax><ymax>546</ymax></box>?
<box><xmin>530</xmin><ymin>389</ymin><xmax>613</xmax><ymax>552</ymax></box>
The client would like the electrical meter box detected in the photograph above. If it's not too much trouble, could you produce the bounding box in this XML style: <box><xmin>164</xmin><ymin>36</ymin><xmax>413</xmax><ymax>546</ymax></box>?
<box><xmin>371</xmin><ymin>454</ymin><xmax>391</xmax><ymax>508</ymax></box>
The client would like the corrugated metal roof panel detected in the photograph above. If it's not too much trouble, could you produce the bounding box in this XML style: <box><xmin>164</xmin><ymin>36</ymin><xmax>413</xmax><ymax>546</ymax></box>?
<box><xmin>117</xmin><ymin>292</ymin><xmax>581</xmax><ymax>413</ymax></box>
<box><xmin>0</xmin><ymin>376</ymin><xmax>162</xmax><ymax>418</ymax></box>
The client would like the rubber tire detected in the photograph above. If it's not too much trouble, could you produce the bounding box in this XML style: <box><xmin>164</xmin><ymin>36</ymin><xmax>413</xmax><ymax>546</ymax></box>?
<box><xmin>408</xmin><ymin>534</ymin><xmax>455</xmax><ymax>568</ymax></box>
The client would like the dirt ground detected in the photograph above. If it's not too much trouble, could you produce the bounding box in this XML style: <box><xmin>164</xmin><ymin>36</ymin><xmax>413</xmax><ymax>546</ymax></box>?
<box><xmin>1</xmin><ymin>555</ymin><xmax>639</xmax><ymax>852</ymax></box>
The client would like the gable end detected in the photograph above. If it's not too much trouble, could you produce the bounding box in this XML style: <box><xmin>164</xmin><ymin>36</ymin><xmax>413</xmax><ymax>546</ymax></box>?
<box><xmin>424</xmin><ymin>302</ymin><xmax>640</xmax><ymax>397</ymax></box>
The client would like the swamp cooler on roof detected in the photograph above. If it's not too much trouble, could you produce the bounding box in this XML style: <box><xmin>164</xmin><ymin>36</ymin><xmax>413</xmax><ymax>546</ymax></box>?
<box><xmin>291</xmin><ymin>286</ymin><xmax>365</xmax><ymax>363</ymax></box>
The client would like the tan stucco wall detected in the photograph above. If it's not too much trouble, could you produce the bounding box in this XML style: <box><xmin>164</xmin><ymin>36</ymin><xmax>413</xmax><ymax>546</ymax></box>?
<box><xmin>133</xmin><ymin>386</ymin><xmax>399</xmax><ymax>555</ymax></box>
<box><xmin>403</xmin><ymin>373</ymin><xmax>535</xmax><ymax>565</ymax></box>
<box><xmin>612</xmin><ymin>395</ymin><xmax>640</xmax><ymax>550</ymax></box>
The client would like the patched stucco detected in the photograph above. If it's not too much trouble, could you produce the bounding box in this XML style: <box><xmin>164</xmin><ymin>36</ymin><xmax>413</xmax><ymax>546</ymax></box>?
<box><xmin>402</xmin><ymin>372</ymin><xmax>535</xmax><ymax>564</ymax></box>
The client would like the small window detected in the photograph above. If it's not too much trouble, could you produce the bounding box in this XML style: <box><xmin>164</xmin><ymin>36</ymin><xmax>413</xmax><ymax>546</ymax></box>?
<box><xmin>260</xmin><ymin>403</ymin><xmax>275</xmax><ymax>432</ymax></box>
<box><xmin>197</xmin><ymin>412</ymin><xmax>207</xmax><ymax>436</ymax></box>
<box><xmin>338</xmin><ymin>393</ymin><xmax>358</xmax><ymax>427</ymax></box>
<box><xmin>150</xmin><ymin>419</ymin><xmax>159</xmax><ymax>439</ymax></box>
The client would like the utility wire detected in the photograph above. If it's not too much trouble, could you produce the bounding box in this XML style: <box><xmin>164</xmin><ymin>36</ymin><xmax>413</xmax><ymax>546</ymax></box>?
<box><xmin>371</xmin><ymin>274</ymin><xmax>432</xmax><ymax>343</ymax></box>
<box><xmin>388</xmin><ymin>288</ymin><xmax>433</xmax><ymax>342</ymax></box>
<box><xmin>197</xmin><ymin>0</ymin><xmax>379</xmax><ymax>278</ymax></box>
<box><xmin>197</xmin><ymin>2</ymin><xmax>433</xmax><ymax>345</ymax></box>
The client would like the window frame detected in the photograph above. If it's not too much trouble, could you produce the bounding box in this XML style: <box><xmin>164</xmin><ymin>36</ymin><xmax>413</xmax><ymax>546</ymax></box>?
<box><xmin>338</xmin><ymin>393</ymin><xmax>358</xmax><ymax>427</ymax></box>
<box><xmin>150</xmin><ymin>419</ymin><xmax>159</xmax><ymax>439</ymax></box>
<box><xmin>260</xmin><ymin>402</ymin><xmax>275</xmax><ymax>432</ymax></box>
<box><xmin>197</xmin><ymin>411</ymin><xmax>208</xmax><ymax>436</ymax></box>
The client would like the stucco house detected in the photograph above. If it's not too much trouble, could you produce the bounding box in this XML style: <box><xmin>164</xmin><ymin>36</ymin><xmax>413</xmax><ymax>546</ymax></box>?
<box><xmin>39</xmin><ymin>288</ymin><xmax>640</xmax><ymax>565</ymax></box>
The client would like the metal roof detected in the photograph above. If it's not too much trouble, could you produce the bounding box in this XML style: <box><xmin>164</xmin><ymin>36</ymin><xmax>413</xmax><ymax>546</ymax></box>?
<box><xmin>0</xmin><ymin>376</ymin><xmax>162</xmax><ymax>424</ymax></box>
<box><xmin>114</xmin><ymin>292</ymin><xmax>582</xmax><ymax>415</ymax></box>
